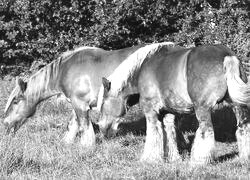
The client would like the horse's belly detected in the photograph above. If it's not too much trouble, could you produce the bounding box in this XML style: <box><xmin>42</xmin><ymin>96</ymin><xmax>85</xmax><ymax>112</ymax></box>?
<box><xmin>161</xmin><ymin>71</ymin><xmax>193</xmax><ymax>112</ymax></box>
<box><xmin>163</xmin><ymin>90</ymin><xmax>193</xmax><ymax>113</ymax></box>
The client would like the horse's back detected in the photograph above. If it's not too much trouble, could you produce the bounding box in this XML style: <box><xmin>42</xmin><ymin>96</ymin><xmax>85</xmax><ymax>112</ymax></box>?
<box><xmin>59</xmin><ymin>45</ymin><xmax>145</xmax><ymax>98</ymax></box>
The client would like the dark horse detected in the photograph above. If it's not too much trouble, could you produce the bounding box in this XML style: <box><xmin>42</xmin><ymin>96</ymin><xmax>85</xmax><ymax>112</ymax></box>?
<box><xmin>98</xmin><ymin>44</ymin><xmax>250</xmax><ymax>165</ymax></box>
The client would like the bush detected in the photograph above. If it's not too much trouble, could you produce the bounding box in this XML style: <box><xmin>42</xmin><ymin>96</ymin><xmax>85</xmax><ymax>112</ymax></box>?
<box><xmin>0</xmin><ymin>0</ymin><xmax>249</xmax><ymax>75</ymax></box>
<box><xmin>0</xmin><ymin>0</ymin><xmax>97</xmax><ymax>73</ymax></box>
<box><xmin>174</xmin><ymin>1</ymin><xmax>250</xmax><ymax>60</ymax></box>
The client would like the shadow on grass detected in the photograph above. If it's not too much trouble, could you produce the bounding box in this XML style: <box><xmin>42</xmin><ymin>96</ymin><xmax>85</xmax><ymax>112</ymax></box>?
<box><xmin>109</xmin><ymin>105</ymin><xmax>237</xmax><ymax>154</ymax></box>
<box><xmin>116</xmin><ymin>116</ymin><xmax>146</xmax><ymax>136</ymax></box>
<box><xmin>214</xmin><ymin>151</ymin><xmax>239</xmax><ymax>163</ymax></box>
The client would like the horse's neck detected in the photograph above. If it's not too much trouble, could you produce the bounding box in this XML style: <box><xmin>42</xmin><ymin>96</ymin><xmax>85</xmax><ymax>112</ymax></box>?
<box><xmin>121</xmin><ymin>81</ymin><xmax>138</xmax><ymax>98</ymax></box>
<box><xmin>109</xmin><ymin>42</ymin><xmax>175</xmax><ymax>98</ymax></box>
<box><xmin>110</xmin><ymin>77</ymin><xmax>139</xmax><ymax>102</ymax></box>
<box><xmin>109</xmin><ymin>56</ymin><xmax>143</xmax><ymax>97</ymax></box>
<box><xmin>25</xmin><ymin>60</ymin><xmax>61</xmax><ymax>105</ymax></box>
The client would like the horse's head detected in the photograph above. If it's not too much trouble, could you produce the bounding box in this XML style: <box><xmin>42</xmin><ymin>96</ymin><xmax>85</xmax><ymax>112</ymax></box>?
<box><xmin>97</xmin><ymin>77</ymin><xmax>126</xmax><ymax>138</ymax></box>
<box><xmin>3</xmin><ymin>78</ymin><xmax>36</xmax><ymax>134</ymax></box>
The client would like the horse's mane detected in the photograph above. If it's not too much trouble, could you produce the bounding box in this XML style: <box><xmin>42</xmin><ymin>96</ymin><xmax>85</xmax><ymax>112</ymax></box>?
<box><xmin>97</xmin><ymin>42</ymin><xmax>176</xmax><ymax>110</ymax></box>
<box><xmin>108</xmin><ymin>42</ymin><xmax>175</xmax><ymax>95</ymax></box>
<box><xmin>5</xmin><ymin>46</ymin><xmax>100</xmax><ymax>112</ymax></box>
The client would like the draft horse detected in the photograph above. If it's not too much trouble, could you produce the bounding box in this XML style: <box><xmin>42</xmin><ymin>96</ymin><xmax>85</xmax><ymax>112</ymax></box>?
<box><xmin>97</xmin><ymin>43</ymin><xmax>250</xmax><ymax>165</ymax></box>
<box><xmin>2</xmin><ymin>44</ymin><xmax>151</xmax><ymax>148</ymax></box>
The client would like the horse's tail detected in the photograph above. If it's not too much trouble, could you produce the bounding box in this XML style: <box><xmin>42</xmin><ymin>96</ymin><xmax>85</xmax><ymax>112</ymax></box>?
<box><xmin>224</xmin><ymin>56</ymin><xmax>250</xmax><ymax>105</ymax></box>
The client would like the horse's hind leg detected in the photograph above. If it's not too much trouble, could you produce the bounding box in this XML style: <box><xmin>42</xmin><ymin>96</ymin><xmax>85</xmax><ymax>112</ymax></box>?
<box><xmin>63</xmin><ymin>109</ymin><xmax>79</xmax><ymax>144</ymax></box>
<box><xmin>191</xmin><ymin>106</ymin><xmax>215</xmax><ymax>165</ymax></box>
<box><xmin>163</xmin><ymin>114</ymin><xmax>181</xmax><ymax>162</ymax></box>
<box><xmin>233</xmin><ymin>105</ymin><xmax>250</xmax><ymax>160</ymax></box>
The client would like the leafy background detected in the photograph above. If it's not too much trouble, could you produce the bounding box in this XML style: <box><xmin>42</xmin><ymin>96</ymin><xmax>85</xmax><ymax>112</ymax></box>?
<box><xmin>0</xmin><ymin>0</ymin><xmax>249</xmax><ymax>76</ymax></box>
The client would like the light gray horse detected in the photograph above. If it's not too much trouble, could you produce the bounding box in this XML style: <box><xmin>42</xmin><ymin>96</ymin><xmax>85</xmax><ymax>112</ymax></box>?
<box><xmin>3</xmin><ymin>44</ymin><xmax>147</xmax><ymax>148</ymax></box>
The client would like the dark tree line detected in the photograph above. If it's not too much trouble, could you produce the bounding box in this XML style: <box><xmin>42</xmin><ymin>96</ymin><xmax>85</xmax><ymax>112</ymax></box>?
<box><xmin>0</xmin><ymin>0</ymin><xmax>249</xmax><ymax>76</ymax></box>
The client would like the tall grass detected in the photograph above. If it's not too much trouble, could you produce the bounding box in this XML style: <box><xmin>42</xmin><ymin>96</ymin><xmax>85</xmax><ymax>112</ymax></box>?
<box><xmin>0</xmin><ymin>79</ymin><xmax>250</xmax><ymax>179</ymax></box>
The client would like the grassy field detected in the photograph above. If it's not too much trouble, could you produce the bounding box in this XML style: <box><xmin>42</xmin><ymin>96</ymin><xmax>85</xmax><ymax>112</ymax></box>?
<box><xmin>0</xmin><ymin>78</ymin><xmax>250</xmax><ymax>180</ymax></box>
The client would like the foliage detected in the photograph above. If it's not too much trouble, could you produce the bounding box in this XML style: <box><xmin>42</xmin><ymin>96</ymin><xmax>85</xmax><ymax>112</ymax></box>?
<box><xmin>0</xmin><ymin>0</ymin><xmax>249</xmax><ymax>75</ymax></box>
<box><xmin>174</xmin><ymin>0</ymin><xmax>250</xmax><ymax>61</ymax></box>
<box><xmin>0</xmin><ymin>0</ymin><xmax>97</xmax><ymax>71</ymax></box>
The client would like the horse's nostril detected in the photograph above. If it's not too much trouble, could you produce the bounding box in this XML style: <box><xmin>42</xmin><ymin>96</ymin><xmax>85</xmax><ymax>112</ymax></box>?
<box><xmin>99</xmin><ymin>125</ymin><xmax>109</xmax><ymax>138</ymax></box>
<box><xmin>3</xmin><ymin>121</ymin><xmax>8</xmax><ymax>127</ymax></box>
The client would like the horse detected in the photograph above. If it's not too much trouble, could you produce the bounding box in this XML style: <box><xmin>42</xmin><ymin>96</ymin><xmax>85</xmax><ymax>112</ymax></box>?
<box><xmin>2</xmin><ymin>44</ymin><xmax>151</xmax><ymax>148</ymax></box>
<box><xmin>97</xmin><ymin>43</ymin><xmax>250</xmax><ymax>165</ymax></box>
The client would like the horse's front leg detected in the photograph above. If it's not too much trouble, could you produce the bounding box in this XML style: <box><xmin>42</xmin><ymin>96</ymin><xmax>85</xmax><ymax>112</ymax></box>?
<box><xmin>64</xmin><ymin>75</ymin><xmax>96</xmax><ymax>148</ymax></box>
<box><xmin>73</xmin><ymin>100</ymin><xmax>96</xmax><ymax>149</ymax></box>
<box><xmin>63</xmin><ymin>109</ymin><xmax>79</xmax><ymax>144</ymax></box>
<box><xmin>191</xmin><ymin>106</ymin><xmax>215</xmax><ymax>165</ymax></box>
<box><xmin>163</xmin><ymin>113</ymin><xmax>182</xmax><ymax>162</ymax></box>
<box><xmin>140</xmin><ymin>98</ymin><xmax>167</xmax><ymax>163</ymax></box>
<box><xmin>233</xmin><ymin>105</ymin><xmax>250</xmax><ymax>160</ymax></box>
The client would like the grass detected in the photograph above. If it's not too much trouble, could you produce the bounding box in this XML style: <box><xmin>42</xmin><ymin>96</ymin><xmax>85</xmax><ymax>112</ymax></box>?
<box><xmin>1</xmin><ymin>78</ymin><xmax>250</xmax><ymax>179</ymax></box>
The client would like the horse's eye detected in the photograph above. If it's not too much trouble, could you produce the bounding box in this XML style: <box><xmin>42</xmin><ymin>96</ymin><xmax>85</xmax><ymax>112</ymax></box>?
<box><xmin>12</xmin><ymin>98</ymin><xmax>19</xmax><ymax>104</ymax></box>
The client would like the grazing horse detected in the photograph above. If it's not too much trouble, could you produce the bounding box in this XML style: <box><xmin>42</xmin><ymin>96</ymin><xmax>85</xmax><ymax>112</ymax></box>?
<box><xmin>97</xmin><ymin>43</ymin><xmax>250</xmax><ymax>165</ymax></box>
<box><xmin>2</xmin><ymin>44</ymin><xmax>149</xmax><ymax>148</ymax></box>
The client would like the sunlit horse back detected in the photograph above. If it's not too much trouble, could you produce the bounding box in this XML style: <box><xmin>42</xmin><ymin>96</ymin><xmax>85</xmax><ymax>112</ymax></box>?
<box><xmin>98</xmin><ymin>44</ymin><xmax>250</xmax><ymax>165</ymax></box>
<box><xmin>3</xmin><ymin>45</ymin><xmax>146</xmax><ymax>148</ymax></box>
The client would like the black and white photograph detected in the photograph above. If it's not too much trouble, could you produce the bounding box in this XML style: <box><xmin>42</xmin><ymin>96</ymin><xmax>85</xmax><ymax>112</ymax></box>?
<box><xmin>0</xmin><ymin>0</ymin><xmax>250</xmax><ymax>179</ymax></box>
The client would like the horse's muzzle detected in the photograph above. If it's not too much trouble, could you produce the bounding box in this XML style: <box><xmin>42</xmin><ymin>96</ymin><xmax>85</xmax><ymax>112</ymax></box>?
<box><xmin>3</xmin><ymin>119</ymin><xmax>25</xmax><ymax>135</ymax></box>
<box><xmin>98</xmin><ymin>122</ymin><xmax>118</xmax><ymax>139</ymax></box>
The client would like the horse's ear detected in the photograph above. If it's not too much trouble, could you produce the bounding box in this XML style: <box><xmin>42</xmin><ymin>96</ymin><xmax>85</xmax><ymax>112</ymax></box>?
<box><xmin>16</xmin><ymin>77</ymin><xmax>27</xmax><ymax>93</ymax></box>
<box><xmin>102</xmin><ymin>77</ymin><xmax>111</xmax><ymax>92</ymax></box>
